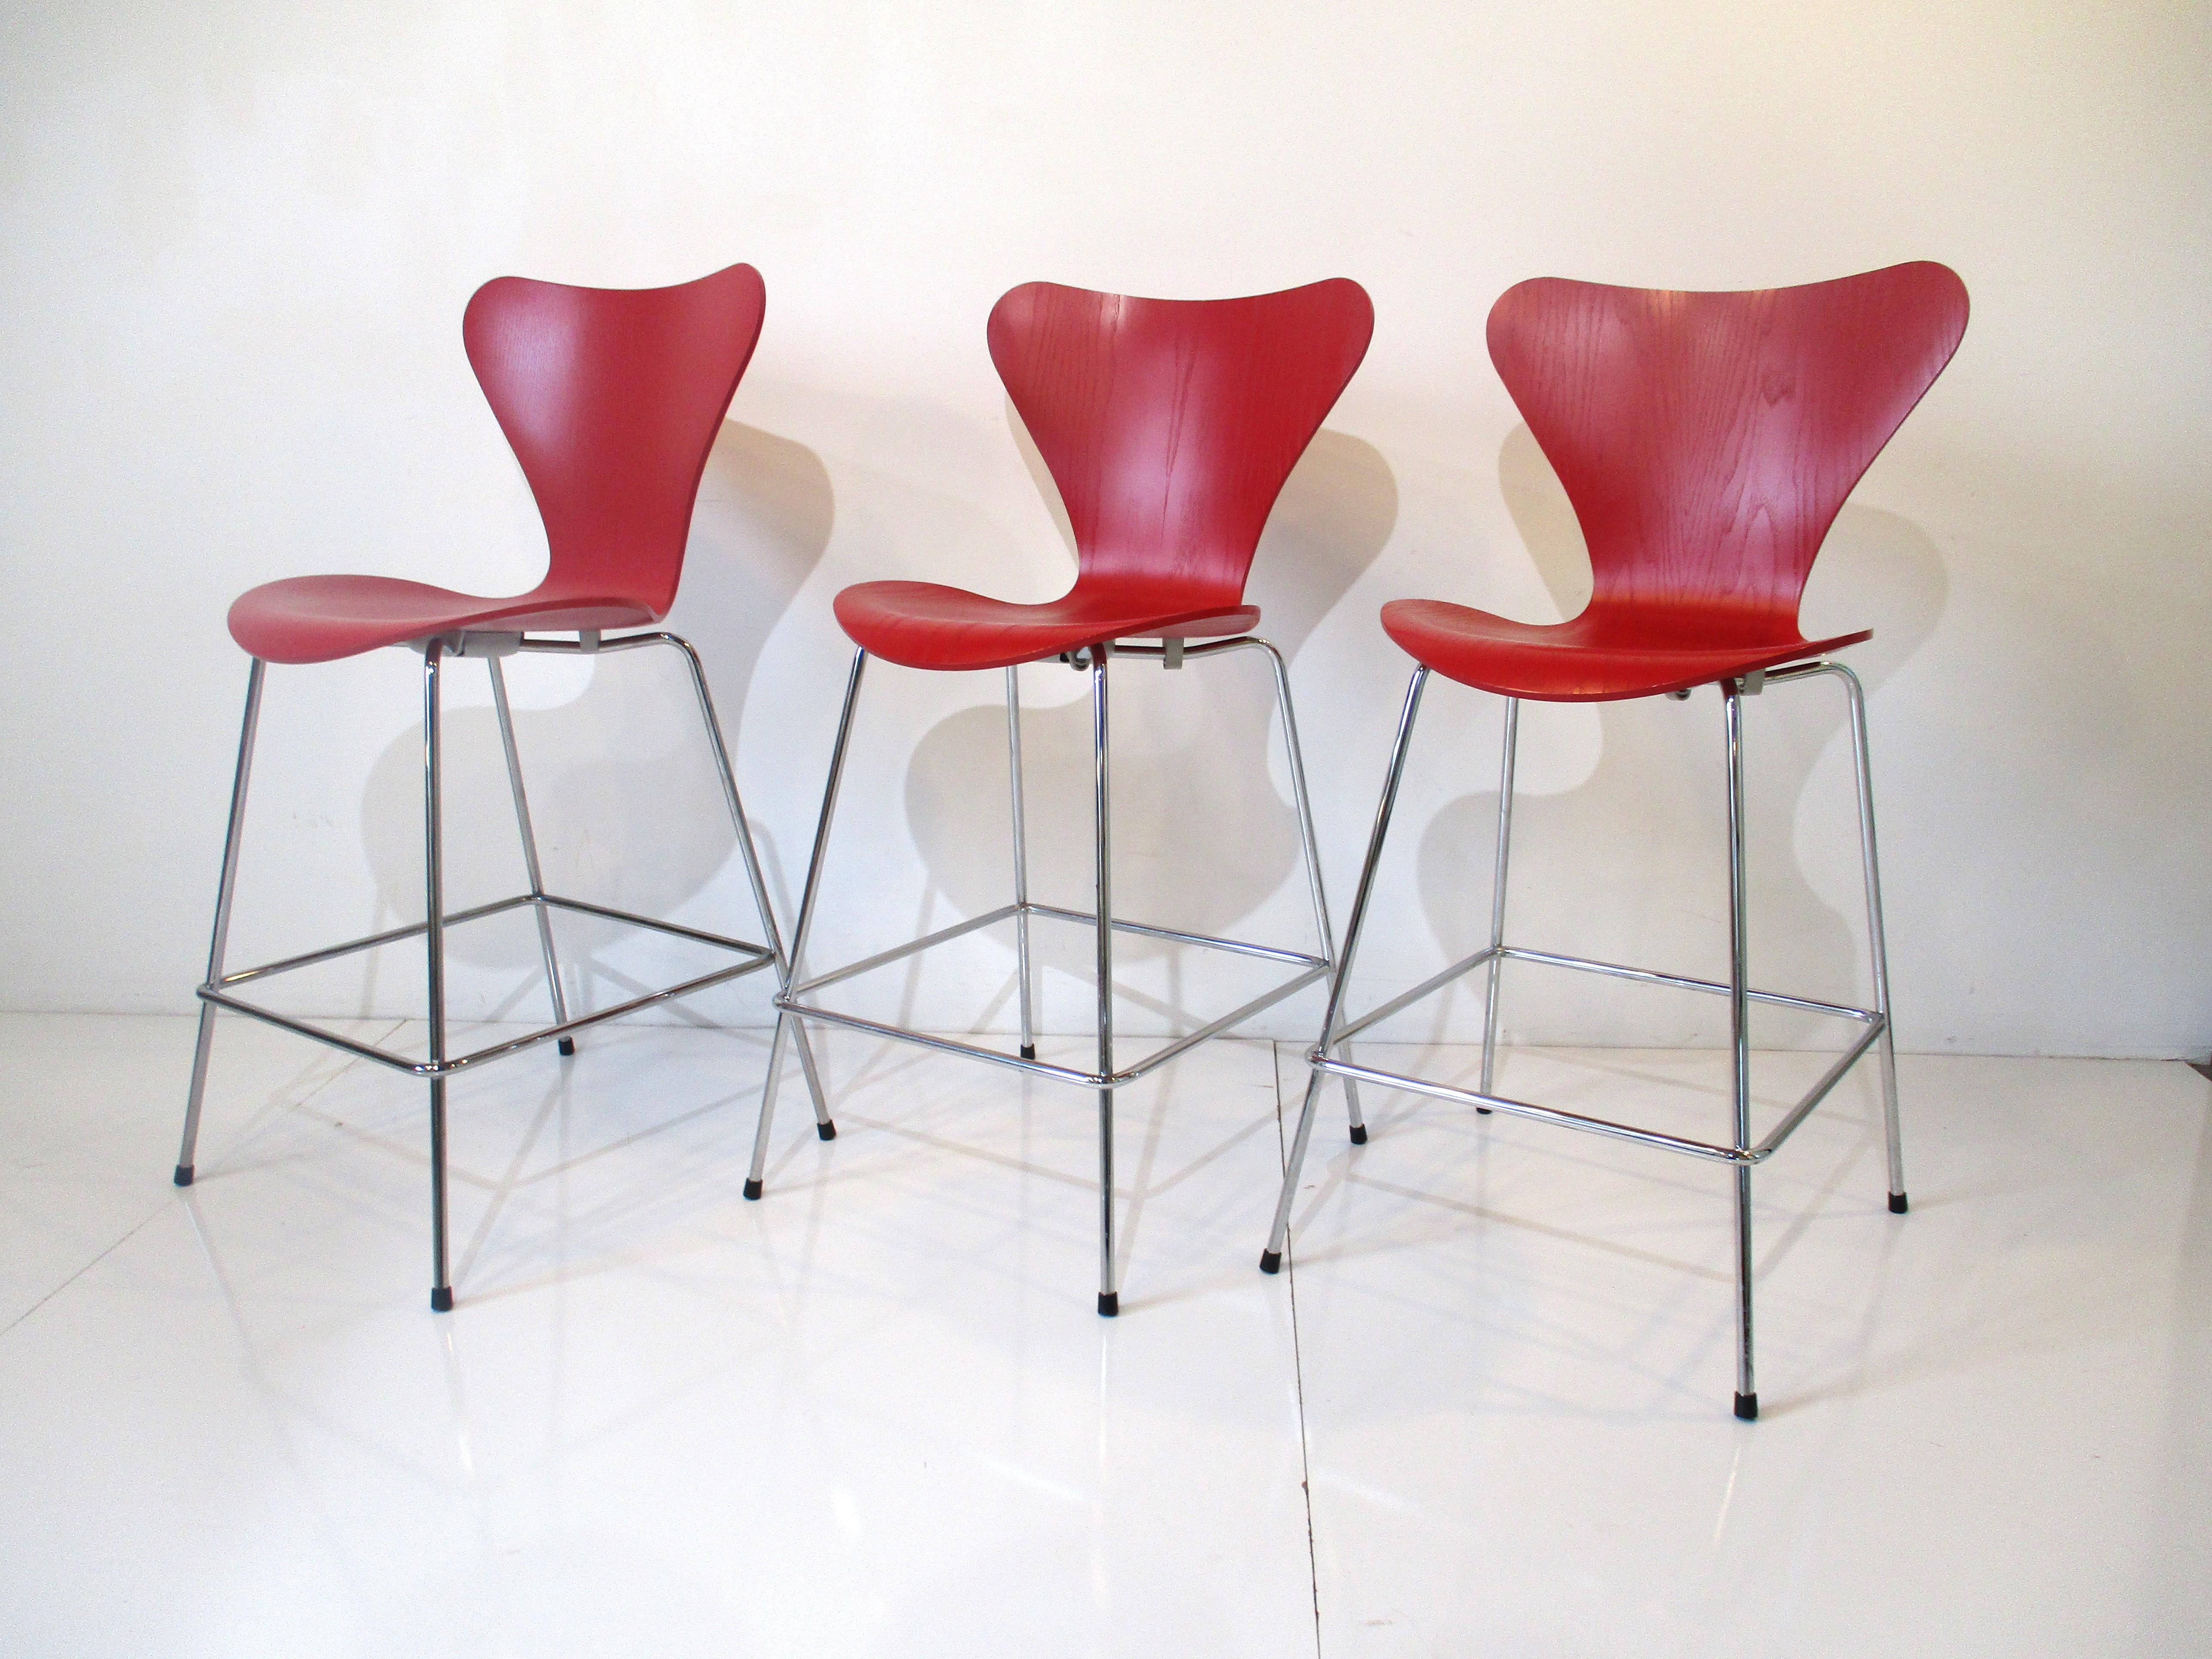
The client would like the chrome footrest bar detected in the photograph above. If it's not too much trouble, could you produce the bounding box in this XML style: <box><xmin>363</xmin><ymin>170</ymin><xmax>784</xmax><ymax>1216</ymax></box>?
<box><xmin>1330</xmin><ymin>943</ymin><xmax>1878</xmax><ymax>1047</ymax></box>
<box><xmin>782</xmin><ymin>958</ymin><xmax>1329</xmax><ymax>1089</ymax></box>
<box><xmin>788</xmin><ymin>905</ymin><xmax>1021</xmax><ymax>997</ymax></box>
<box><xmin>213</xmin><ymin>894</ymin><xmax>538</xmax><ymax>988</ymax></box>
<box><xmin>532</xmin><ymin>893</ymin><xmax>774</xmax><ymax>959</ymax></box>
<box><xmin>792</xmin><ymin>898</ymin><xmax>1318</xmax><ymax>1000</ymax></box>
<box><xmin>212</xmin><ymin>892</ymin><xmax>773</xmax><ymax>991</ymax></box>
<box><xmin>1318</xmin><ymin>942</ymin><xmax>1875</xmax><ymax>1044</ymax></box>
<box><xmin>198</xmin><ymin>884</ymin><xmax>776</xmax><ymax>1077</ymax></box>
<box><xmin>1747</xmin><ymin>1019</ymin><xmax>1889</xmax><ymax>1159</ymax></box>
<box><xmin>1312</xmin><ymin>1013</ymin><xmax>1884</xmax><ymax>1167</ymax></box>
<box><xmin>201</xmin><ymin>950</ymin><xmax>775</xmax><ymax>1078</ymax></box>
<box><xmin>780</xmin><ymin>893</ymin><xmax>1327</xmax><ymax>1088</ymax></box>
<box><xmin>1332</xmin><ymin>945</ymin><xmax>1502</xmax><ymax>1042</ymax></box>
<box><xmin>772</xmin><ymin>1006</ymin><xmax>1099</xmax><ymax>1086</ymax></box>
<box><xmin>1496</xmin><ymin>945</ymin><xmax>1879</xmax><ymax>1024</ymax></box>
<box><xmin>1120</xmin><ymin>964</ymin><xmax>1328</xmax><ymax>1080</ymax></box>
<box><xmin>787</xmin><ymin>898</ymin><xmax>1321</xmax><ymax>1003</ymax></box>
<box><xmin>1022</xmin><ymin>902</ymin><xmax>1323</xmax><ymax>968</ymax></box>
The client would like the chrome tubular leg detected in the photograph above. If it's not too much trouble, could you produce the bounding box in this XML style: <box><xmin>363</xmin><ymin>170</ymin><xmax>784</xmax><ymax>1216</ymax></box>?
<box><xmin>1092</xmin><ymin>647</ymin><xmax>1119</xmax><ymax>1316</ymax></box>
<box><xmin>488</xmin><ymin>657</ymin><xmax>573</xmax><ymax>1054</ymax></box>
<box><xmin>1478</xmin><ymin>697</ymin><xmax>1521</xmax><ymax>1106</ymax></box>
<box><xmin>1259</xmin><ymin>641</ymin><xmax>1364</xmax><ymax>1140</ymax></box>
<box><xmin>1723</xmin><ymin>681</ymin><xmax>1754</xmax><ymax>1417</ymax></box>
<box><xmin>1006</xmin><ymin>665</ymin><xmax>1036</xmax><ymax>1062</ymax></box>
<box><xmin>1265</xmin><ymin>1061</ymin><xmax>1334</xmax><ymax>1276</ymax></box>
<box><xmin>747</xmin><ymin>648</ymin><xmax>868</xmax><ymax>1199</ymax></box>
<box><xmin>176</xmin><ymin>657</ymin><xmax>267</xmax><ymax>1186</ymax></box>
<box><xmin>1264</xmin><ymin>668</ymin><xmax>1431</xmax><ymax>1271</ymax></box>
<box><xmin>657</xmin><ymin>635</ymin><xmax>832</xmax><ymax>1141</ymax></box>
<box><xmin>425</xmin><ymin>641</ymin><xmax>454</xmax><ymax>1313</ymax></box>
<box><xmin>1833</xmin><ymin>663</ymin><xmax>1906</xmax><ymax>1212</ymax></box>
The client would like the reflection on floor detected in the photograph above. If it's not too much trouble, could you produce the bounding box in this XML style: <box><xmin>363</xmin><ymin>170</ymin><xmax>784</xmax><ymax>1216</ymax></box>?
<box><xmin>0</xmin><ymin>1013</ymin><xmax>2204</xmax><ymax>1656</ymax></box>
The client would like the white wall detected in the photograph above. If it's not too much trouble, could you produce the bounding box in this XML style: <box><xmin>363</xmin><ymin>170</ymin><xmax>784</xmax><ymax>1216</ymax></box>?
<box><xmin>2</xmin><ymin>0</ymin><xmax>2205</xmax><ymax>1056</ymax></box>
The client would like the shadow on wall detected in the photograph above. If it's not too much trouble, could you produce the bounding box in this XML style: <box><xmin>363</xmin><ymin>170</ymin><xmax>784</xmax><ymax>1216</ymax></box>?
<box><xmin>899</xmin><ymin>425</ymin><xmax>1399</xmax><ymax>1013</ymax></box>
<box><xmin>356</xmin><ymin>421</ymin><xmax>833</xmax><ymax>989</ymax></box>
<box><xmin>1410</xmin><ymin>424</ymin><xmax>1948</xmax><ymax>1048</ymax></box>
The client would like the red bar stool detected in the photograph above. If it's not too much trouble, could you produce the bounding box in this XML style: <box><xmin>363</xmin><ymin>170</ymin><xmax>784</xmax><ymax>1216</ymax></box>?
<box><xmin>1264</xmin><ymin>262</ymin><xmax>1969</xmax><ymax>1416</ymax></box>
<box><xmin>174</xmin><ymin>263</ymin><xmax>827</xmax><ymax>1310</ymax></box>
<box><xmin>760</xmin><ymin>279</ymin><xmax>1374</xmax><ymax>1315</ymax></box>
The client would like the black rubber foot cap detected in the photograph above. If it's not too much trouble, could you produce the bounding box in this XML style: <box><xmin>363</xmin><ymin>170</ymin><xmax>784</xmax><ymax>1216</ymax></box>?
<box><xmin>817</xmin><ymin>1120</ymin><xmax>837</xmax><ymax>1141</ymax></box>
<box><xmin>1734</xmin><ymin>1391</ymin><xmax>1759</xmax><ymax>1421</ymax></box>
<box><xmin>1020</xmin><ymin>1044</ymin><xmax>1036</xmax><ymax>1060</ymax></box>
<box><xmin>1097</xmin><ymin>1291</ymin><xmax>1119</xmax><ymax>1317</ymax></box>
<box><xmin>431</xmin><ymin>1287</ymin><xmax>453</xmax><ymax>1313</ymax></box>
<box><xmin>742</xmin><ymin>1177</ymin><xmax>763</xmax><ymax>1200</ymax></box>
<box><xmin>557</xmin><ymin>1036</ymin><xmax>576</xmax><ymax>1057</ymax></box>
<box><xmin>1476</xmin><ymin>1106</ymin><xmax>1493</xmax><ymax>1115</ymax></box>
<box><xmin>1889</xmin><ymin>1191</ymin><xmax>1909</xmax><ymax>1214</ymax></box>
<box><xmin>1349</xmin><ymin>1124</ymin><xmax>1368</xmax><ymax>1145</ymax></box>
<box><xmin>1259</xmin><ymin>1249</ymin><xmax>1282</xmax><ymax>1275</ymax></box>
<box><xmin>173</xmin><ymin>1164</ymin><xmax>194</xmax><ymax>1187</ymax></box>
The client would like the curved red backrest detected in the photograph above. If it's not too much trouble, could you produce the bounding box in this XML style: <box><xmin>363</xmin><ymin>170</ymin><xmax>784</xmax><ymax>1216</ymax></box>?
<box><xmin>988</xmin><ymin>279</ymin><xmax>1374</xmax><ymax>607</ymax></box>
<box><xmin>462</xmin><ymin>263</ymin><xmax>767</xmax><ymax>620</ymax></box>
<box><xmin>1486</xmin><ymin>262</ymin><xmax>1968</xmax><ymax>644</ymax></box>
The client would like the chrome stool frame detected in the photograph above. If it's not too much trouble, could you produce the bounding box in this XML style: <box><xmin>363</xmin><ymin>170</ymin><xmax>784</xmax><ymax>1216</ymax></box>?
<box><xmin>763</xmin><ymin>633</ymin><xmax>1361</xmax><ymax>1315</ymax></box>
<box><xmin>1264</xmin><ymin>658</ymin><xmax>1905</xmax><ymax>1418</ymax></box>
<box><xmin>175</xmin><ymin>626</ymin><xmax>829</xmax><ymax>1310</ymax></box>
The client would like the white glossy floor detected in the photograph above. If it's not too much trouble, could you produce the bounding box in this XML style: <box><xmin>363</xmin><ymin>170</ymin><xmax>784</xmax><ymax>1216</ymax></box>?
<box><xmin>1</xmin><ymin>1012</ymin><xmax>2206</xmax><ymax>1656</ymax></box>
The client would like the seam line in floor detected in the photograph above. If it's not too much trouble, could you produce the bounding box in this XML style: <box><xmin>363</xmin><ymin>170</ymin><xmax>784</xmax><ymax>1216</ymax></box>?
<box><xmin>0</xmin><ymin>1017</ymin><xmax>407</xmax><ymax>1343</ymax></box>
<box><xmin>1277</xmin><ymin>1040</ymin><xmax>1325</xmax><ymax>1659</ymax></box>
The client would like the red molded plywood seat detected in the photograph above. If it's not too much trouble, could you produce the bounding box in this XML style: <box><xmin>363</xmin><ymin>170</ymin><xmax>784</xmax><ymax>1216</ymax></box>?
<box><xmin>1387</xmin><ymin>261</ymin><xmax>1966</xmax><ymax>702</ymax></box>
<box><xmin>226</xmin><ymin>264</ymin><xmax>767</xmax><ymax>665</ymax></box>
<box><xmin>830</xmin><ymin>278</ymin><xmax>1370</xmax><ymax>672</ymax></box>
<box><xmin>832</xmin><ymin>583</ymin><xmax>1259</xmax><ymax>674</ymax></box>
<box><xmin>1376</xmin><ymin>600</ymin><xmax>1872</xmax><ymax>703</ymax></box>
<box><xmin>228</xmin><ymin>577</ymin><xmax>659</xmax><ymax>665</ymax></box>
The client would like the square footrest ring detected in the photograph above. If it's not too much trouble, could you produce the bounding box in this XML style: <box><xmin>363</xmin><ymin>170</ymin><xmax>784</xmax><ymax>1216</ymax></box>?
<box><xmin>779</xmin><ymin>901</ymin><xmax>1327</xmax><ymax>1088</ymax></box>
<box><xmin>197</xmin><ymin>890</ymin><xmax>777</xmax><ymax>1077</ymax></box>
<box><xmin>1316</xmin><ymin>940</ymin><xmax>1885</xmax><ymax>1164</ymax></box>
